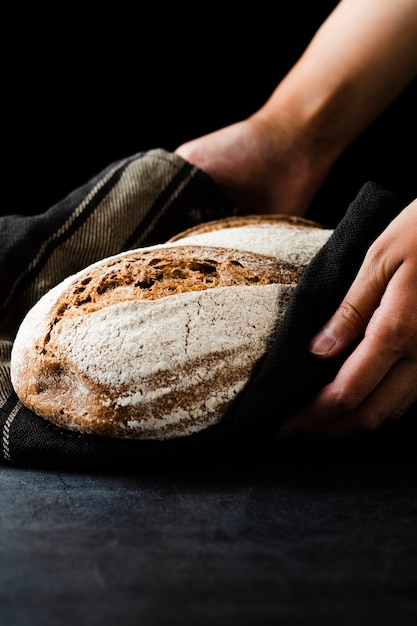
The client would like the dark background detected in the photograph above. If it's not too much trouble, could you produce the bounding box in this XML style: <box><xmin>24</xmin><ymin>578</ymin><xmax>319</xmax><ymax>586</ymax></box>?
<box><xmin>2</xmin><ymin>7</ymin><xmax>417</xmax><ymax>625</ymax></box>
<box><xmin>4</xmin><ymin>2</ymin><xmax>416</xmax><ymax>222</ymax></box>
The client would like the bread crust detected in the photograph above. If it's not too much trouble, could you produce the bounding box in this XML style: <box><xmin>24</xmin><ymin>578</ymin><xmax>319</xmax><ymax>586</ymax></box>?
<box><xmin>11</xmin><ymin>245</ymin><xmax>300</xmax><ymax>439</ymax></box>
<box><xmin>10</xmin><ymin>217</ymin><xmax>333</xmax><ymax>440</ymax></box>
<box><xmin>168</xmin><ymin>214</ymin><xmax>324</xmax><ymax>240</ymax></box>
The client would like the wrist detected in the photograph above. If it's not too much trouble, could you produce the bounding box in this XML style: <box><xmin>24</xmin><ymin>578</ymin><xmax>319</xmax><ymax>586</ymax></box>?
<box><xmin>254</xmin><ymin>73</ymin><xmax>353</xmax><ymax>175</ymax></box>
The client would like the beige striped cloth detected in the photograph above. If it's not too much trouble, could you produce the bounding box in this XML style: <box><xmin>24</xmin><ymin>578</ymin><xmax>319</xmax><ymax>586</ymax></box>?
<box><xmin>0</xmin><ymin>149</ymin><xmax>237</xmax><ymax>467</ymax></box>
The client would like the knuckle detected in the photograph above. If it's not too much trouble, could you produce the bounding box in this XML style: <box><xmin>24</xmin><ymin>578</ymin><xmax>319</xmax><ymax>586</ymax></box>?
<box><xmin>327</xmin><ymin>383</ymin><xmax>384</xmax><ymax>433</ymax></box>
<box><xmin>328</xmin><ymin>384</ymin><xmax>362</xmax><ymax>412</ymax></box>
<box><xmin>364</xmin><ymin>237</ymin><xmax>393</xmax><ymax>279</ymax></box>
<box><xmin>337</xmin><ymin>301</ymin><xmax>365</xmax><ymax>335</ymax></box>
<box><xmin>365</xmin><ymin>238</ymin><xmax>386</xmax><ymax>265</ymax></box>
<box><xmin>373</xmin><ymin>311</ymin><xmax>417</xmax><ymax>355</ymax></box>
<box><xmin>392</xmin><ymin>322</ymin><xmax>417</xmax><ymax>352</ymax></box>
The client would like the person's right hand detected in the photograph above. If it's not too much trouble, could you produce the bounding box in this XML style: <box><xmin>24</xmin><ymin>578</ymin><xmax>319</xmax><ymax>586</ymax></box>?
<box><xmin>277</xmin><ymin>199</ymin><xmax>417</xmax><ymax>440</ymax></box>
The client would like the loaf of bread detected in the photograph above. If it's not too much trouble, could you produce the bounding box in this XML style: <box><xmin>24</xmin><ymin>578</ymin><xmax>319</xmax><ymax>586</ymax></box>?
<box><xmin>10</xmin><ymin>215</ymin><xmax>333</xmax><ymax>440</ymax></box>
<box><xmin>168</xmin><ymin>214</ymin><xmax>332</xmax><ymax>265</ymax></box>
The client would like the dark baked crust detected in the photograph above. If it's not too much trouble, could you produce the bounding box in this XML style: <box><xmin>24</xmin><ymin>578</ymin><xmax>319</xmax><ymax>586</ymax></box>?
<box><xmin>11</xmin><ymin>244</ymin><xmax>302</xmax><ymax>440</ymax></box>
<box><xmin>168</xmin><ymin>214</ymin><xmax>324</xmax><ymax>242</ymax></box>
<box><xmin>42</xmin><ymin>244</ymin><xmax>301</xmax><ymax>329</ymax></box>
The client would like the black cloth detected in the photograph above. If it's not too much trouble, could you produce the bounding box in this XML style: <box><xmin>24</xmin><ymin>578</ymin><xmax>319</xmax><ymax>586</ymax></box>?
<box><xmin>0</xmin><ymin>149</ymin><xmax>415</xmax><ymax>469</ymax></box>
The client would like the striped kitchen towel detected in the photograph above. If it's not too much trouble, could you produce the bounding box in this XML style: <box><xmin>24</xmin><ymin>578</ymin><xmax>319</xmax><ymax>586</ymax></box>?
<box><xmin>1</xmin><ymin>149</ymin><xmax>415</xmax><ymax>468</ymax></box>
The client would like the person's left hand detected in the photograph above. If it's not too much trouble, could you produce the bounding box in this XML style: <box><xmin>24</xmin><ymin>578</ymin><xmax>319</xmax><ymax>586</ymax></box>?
<box><xmin>277</xmin><ymin>198</ymin><xmax>417</xmax><ymax>440</ymax></box>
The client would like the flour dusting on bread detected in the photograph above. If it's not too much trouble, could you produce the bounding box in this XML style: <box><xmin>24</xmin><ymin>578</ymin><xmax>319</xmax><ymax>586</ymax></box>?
<box><xmin>10</xmin><ymin>215</ymin><xmax>333</xmax><ymax>440</ymax></box>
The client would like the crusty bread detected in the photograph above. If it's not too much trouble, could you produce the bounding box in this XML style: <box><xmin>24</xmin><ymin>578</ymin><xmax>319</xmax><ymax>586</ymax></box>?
<box><xmin>168</xmin><ymin>214</ymin><xmax>323</xmax><ymax>239</ymax></box>
<box><xmin>10</xmin><ymin>215</ymin><xmax>333</xmax><ymax>440</ymax></box>
<box><xmin>168</xmin><ymin>214</ymin><xmax>332</xmax><ymax>267</ymax></box>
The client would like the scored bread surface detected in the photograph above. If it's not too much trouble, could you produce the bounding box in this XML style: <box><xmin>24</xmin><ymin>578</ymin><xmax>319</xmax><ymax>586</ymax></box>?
<box><xmin>169</xmin><ymin>215</ymin><xmax>332</xmax><ymax>266</ymax></box>
<box><xmin>11</xmin><ymin>245</ymin><xmax>301</xmax><ymax>440</ymax></box>
<box><xmin>11</xmin><ymin>216</ymin><xmax>333</xmax><ymax>440</ymax></box>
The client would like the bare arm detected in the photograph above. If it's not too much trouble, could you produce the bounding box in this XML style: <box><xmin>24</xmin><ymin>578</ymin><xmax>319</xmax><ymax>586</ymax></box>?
<box><xmin>176</xmin><ymin>0</ymin><xmax>417</xmax><ymax>217</ymax></box>
<box><xmin>258</xmin><ymin>0</ymin><xmax>417</xmax><ymax>170</ymax></box>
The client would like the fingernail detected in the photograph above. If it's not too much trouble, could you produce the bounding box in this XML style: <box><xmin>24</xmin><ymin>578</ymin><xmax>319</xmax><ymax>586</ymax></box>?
<box><xmin>310</xmin><ymin>327</ymin><xmax>337</xmax><ymax>356</ymax></box>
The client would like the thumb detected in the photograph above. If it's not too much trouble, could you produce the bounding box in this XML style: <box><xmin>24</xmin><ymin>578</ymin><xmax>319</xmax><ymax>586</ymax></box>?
<box><xmin>309</xmin><ymin>257</ymin><xmax>387</xmax><ymax>358</ymax></box>
<box><xmin>309</xmin><ymin>300</ymin><xmax>368</xmax><ymax>358</ymax></box>
<box><xmin>309</xmin><ymin>202</ymin><xmax>416</xmax><ymax>360</ymax></box>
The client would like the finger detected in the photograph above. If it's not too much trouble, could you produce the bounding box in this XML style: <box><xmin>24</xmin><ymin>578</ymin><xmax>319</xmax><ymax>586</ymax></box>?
<box><xmin>277</xmin><ymin>328</ymin><xmax>400</xmax><ymax>438</ymax></box>
<box><xmin>278</xmin><ymin>211</ymin><xmax>417</xmax><ymax>440</ymax></box>
<box><xmin>314</xmin><ymin>202</ymin><xmax>417</xmax><ymax>360</ymax></box>
<box><xmin>279</xmin><ymin>326</ymin><xmax>414</xmax><ymax>440</ymax></box>
<box><xmin>309</xmin><ymin>301</ymin><xmax>368</xmax><ymax>358</ymax></box>
<box><xmin>301</xmin><ymin>260</ymin><xmax>416</xmax><ymax>420</ymax></box>
<box><xmin>306</xmin><ymin>357</ymin><xmax>417</xmax><ymax>440</ymax></box>
<box><xmin>310</xmin><ymin>239</ymin><xmax>400</xmax><ymax>358</ymax></box>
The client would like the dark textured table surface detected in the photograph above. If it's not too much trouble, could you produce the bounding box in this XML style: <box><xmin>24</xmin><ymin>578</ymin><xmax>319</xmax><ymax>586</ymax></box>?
<box><xmin>1</xmin><ymin>439</ymin><xmax>416</xmax><ymax>626</ymax></box>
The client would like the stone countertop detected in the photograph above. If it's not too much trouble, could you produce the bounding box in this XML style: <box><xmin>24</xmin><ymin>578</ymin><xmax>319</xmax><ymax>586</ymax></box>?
<box><xmin>1</xmin><ymin>444</ymin><xmax>416</xmax><ymax>626</ymax></box>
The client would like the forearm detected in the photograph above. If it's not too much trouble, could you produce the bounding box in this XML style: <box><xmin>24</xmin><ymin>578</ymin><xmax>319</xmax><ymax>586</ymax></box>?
<box><xmin>255</xmin><ymin>0</ymin><xmax>417</xmax><ymax>166</ymax></box>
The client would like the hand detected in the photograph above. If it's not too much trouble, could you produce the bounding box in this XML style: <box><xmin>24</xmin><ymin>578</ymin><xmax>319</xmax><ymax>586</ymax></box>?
<box><xmin>277</xmin><ymin>199</ymin><xmax>417</xmax><ymax>440</ymax></box>
<box><xmin>175</xmin><ymin>116</ymin><xmax>331</xmax><ymax>217</ymax></box>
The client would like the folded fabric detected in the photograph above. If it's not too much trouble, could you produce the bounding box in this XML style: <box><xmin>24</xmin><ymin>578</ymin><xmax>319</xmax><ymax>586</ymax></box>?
<box><xmin>0</xmin><ymin>149</ymin><xmax>414</xmax><ymax>469</ymax></box>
